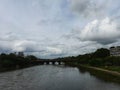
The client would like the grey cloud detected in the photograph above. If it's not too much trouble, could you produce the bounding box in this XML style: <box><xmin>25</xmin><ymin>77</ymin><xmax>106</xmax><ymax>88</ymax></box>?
<box><xmin>0</xmin><ymin>31</ymin><xmax>104</xmax><ymax>59</ymax></box>
<box><xmin>0</xmin><ymin>32</ymin><xmax>19</xmax><ymax>41</ymax></box>
<box><xmin>68</xmin><ymin>0</ymin><xmax>120</xmax><ymax>45</ymax></box>
<box><xmin>0</xmin><ymin>0</ymin><xmax>120</xmax><ymax>59</ymax></box>
<box><xmin>0</xmin><ymin>33</ymin><xmax>67</xmax><ymax>58</ymax></box>
<box><xmin>70</xmin><ymin>0</ymin><xmax>109</xmax><ymax>18</ymax></box>
<box><xmin>72</xmin><ymin>17</ymin><xmax>120</xmax><ymax>44</ymax></box>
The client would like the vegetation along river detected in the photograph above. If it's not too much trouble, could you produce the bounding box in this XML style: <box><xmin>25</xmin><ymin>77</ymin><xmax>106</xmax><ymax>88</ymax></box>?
<box><xmin>0</xmin><ymin>65</ymin><xmax>120</xmax><ymax>90</ymax></box>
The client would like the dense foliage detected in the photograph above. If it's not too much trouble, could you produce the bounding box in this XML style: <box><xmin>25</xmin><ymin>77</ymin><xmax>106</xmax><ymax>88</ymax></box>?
<box><xmin>0</xmin><ymin>53</ymin><xmax>38</xmax><ymax>69</ymax></box>
<box><xmin>59</xmin><ymin>48</ymin><xmax>120</xmax><ymax>67</ymax></box>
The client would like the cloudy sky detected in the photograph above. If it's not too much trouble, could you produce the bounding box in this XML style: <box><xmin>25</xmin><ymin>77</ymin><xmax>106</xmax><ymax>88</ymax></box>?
<box><xmin>0</xmin><ymin>0</ymin><xmax>120</xmax><ymax>59</ymax></box>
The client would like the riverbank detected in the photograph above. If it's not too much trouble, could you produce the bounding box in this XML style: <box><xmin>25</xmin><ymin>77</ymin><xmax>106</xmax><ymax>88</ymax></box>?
<box><xmin>100</xmin><ymin>66</ymin><xmax>120</xmax><ymax>73</ymax></box>
<box><xmin>65</xmin><ymin>63</ymin><xmax>120</xmax><ymax>83</ymax></box>
<box><xmin>66</xmin><ymin>63</ymin><xmax>120</xmax><ymax>76</ymax></box>
<box><xmin>80</xmin><ymin>65</ymin><xmax>120</xmax><ymax>77</ymax></box>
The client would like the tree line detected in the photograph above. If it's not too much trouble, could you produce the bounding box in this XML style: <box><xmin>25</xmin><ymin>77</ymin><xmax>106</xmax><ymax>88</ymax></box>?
<box><xmin>0</xmin><ymin>48</ymin><xmax>120</xmax><ymax>72</ymax></box>
<box><xmin>0</xmin><ymin>53</ymin><xmax>38</xmax><ymax>69</ymax></box>
<box><xmin>56</xmin><ymin>48</ymin><xmax>120</xmax><ymax>67</ymax></box>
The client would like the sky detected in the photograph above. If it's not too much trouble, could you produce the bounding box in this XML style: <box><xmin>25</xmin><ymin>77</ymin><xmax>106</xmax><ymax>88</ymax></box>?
<box><xmin>0</xmin><ymin>0</ymin><xmax>120</xmax><ymax>59</ymax></box>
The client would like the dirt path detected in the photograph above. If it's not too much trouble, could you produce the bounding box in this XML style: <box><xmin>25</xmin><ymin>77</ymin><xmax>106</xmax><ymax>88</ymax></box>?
<box><xmin>80</xmin><ymin>65</ymin><xmax>120</xmax><ymax>77</ymax></box>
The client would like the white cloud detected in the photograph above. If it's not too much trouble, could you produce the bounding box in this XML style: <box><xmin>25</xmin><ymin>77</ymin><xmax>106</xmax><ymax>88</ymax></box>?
<box><xmin>0</xmin><ymin>0</ymin><xmax>120</xmax><ymax>58</ymax></box>
<box><xmin>72</xmin><ymin>17</ymin><xmax>120</xmax><ymax>44</ymax></box>
<box><xmin>46</xmin><ymin>47</ymin><xmax>62</xmax><ymax>54</ymax></box>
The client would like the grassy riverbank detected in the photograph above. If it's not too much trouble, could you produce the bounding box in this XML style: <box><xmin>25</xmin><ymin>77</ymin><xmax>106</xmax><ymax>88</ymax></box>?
<box><xmin>65</xmin><ymin>62</ymin><xmax>120</xmax><ymax>75</ymax></box>
<box><xmin>100</xmin><ymin>66</ymin><xmax>120</xmax><ymax>73</ymax></box>
<box><xmin>65</xmin><ymin>63</ymin><xmax>120</xmax><ymax>83</ymax></box>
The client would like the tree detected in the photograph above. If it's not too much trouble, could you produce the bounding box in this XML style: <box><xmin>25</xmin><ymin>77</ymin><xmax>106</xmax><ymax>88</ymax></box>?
<box><xmin>93</xmin><ymin>48</ymin><xmax>110</xmax><ymax>58</ymax></box>
<box><xmin>26</xmin><ymin>55</ymin><xmax>37</xmax><ymax>61</ymax></box>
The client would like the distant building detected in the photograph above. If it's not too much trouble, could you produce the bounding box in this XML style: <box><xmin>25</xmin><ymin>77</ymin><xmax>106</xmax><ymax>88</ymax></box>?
<box><xmin>110</xmin><ymin>46</ymin><xmax>120</xmax><ymax>56</ymax></box>
<box><xmin>18</xmin><ymin>52</ymin><xmax>24</xmax><ymax>57</ymax></box>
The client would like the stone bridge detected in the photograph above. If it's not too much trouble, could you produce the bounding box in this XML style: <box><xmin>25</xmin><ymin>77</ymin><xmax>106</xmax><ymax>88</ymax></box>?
<box><xmin>32</xmin><ymin>59</ymin><xmax>73</xmax><ymax>65</ymax></box>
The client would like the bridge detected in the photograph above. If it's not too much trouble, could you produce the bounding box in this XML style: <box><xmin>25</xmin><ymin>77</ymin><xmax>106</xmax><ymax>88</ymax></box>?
<box><xmin>31</xmin><ymin>59</ymin><xmax>73</xmax><ymax>65</ymax></box>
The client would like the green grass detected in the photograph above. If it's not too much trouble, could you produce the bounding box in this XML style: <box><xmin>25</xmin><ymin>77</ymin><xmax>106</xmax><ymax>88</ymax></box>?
<box><xmin>101</xmin><ymin>66</ymin><xmax>120</xmax><ymax>73</ymax></box>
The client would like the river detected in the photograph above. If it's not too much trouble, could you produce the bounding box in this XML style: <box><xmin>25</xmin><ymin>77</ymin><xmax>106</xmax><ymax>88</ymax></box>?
<box><xmin>0</xmin><ymin>65</ymin><xmax>120</xmax><ymax>90</ymax></box>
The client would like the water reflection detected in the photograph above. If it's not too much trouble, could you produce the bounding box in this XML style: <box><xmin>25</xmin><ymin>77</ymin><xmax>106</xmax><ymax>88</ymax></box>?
<box><xmin>0</xmin><ymin>65</ymin><xmax>120</xmax><ymax>90</ymax></box>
